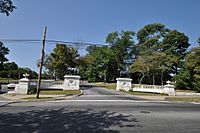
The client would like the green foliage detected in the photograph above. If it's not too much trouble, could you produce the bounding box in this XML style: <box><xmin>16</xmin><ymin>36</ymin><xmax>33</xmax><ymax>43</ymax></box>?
<box><xmin>0</xmin><ymin>0</ymin><xmax>16</xmax><ymax>16</ymax></box>
<box><xmin>173</xmin><ymin>69</ymin><xmax>192</xmax><ymax>89</ymax></box>
<box><xmin>0</xmin><ymin>67</ymin><xmax>38</xmax><ymax>79</ymax></box>
<box><xmin>79</xmin><ymin>31</ymin><xmax>136</xmax><ymax>82</ymax></box>
<box><xmin>3</xmin><ymin>62</ymin><xmax>18</xmax><ymax>70</ymax></box>
<box><xmin>40</xmin><ymin>44</ymin><xmax>80</xmax><ymax>79</ymax></box>
<box><xmin>0</xmin><ymin>42</ymin><xmax>9</xmax><ymax>69</ymax></box>
<box><xmin>174</xmin><ymin>46</ymin><xmax>200</xmax><ymax>92</ymax></box>
<box><xmin>132</xmin><ymin>23</ymin><xmax>190</xmax><ymax>85</ymax></box>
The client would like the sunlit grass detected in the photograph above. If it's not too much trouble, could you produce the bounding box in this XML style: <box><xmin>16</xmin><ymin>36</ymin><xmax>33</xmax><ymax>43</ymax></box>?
<box><xmin>124</xmin><ymin>91</ymin><xmax>167</xmax><ymax>96</ymax></box>
<box><xmin>95</xmin><ymin>82</ymin><xmax>116</xmax><ymax>89</ymax></box>
<box><xmin>165</xmin><ymin>96</ymin><xmax>200</xmax><ymax>102</ymax></box>
<box><xmin>40</xmin><ymin>90</ymin><xmax>81</xmax><ymax>95</ymax></box>
<box><xmin>22</xmin><ymin>97</ymin><xmax>53</xmax><ymax>100</ymax></box>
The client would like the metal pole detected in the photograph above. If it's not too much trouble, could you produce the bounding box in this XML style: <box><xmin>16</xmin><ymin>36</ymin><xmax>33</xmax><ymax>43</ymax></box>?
<box><xmin>36</xmin><ymin>26</ymin><xmax>47</xmax><ymax>99</ymax></box>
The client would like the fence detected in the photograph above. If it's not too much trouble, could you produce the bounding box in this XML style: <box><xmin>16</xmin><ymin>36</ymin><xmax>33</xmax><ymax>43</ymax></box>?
<box><xmin>133</xmin><ymin>84</ymin><xmax>165</xmax><ymax>94</ymax></box>
<box><xmin>30</xmin><ymin>80</ymin><xmax>64</xmax><ymax>90</ymax></box>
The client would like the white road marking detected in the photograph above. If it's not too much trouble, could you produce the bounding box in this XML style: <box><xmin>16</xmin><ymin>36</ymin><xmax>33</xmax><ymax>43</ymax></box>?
<box><xmin>46</xmin><ymin>99</ymin><xmax>172</xmax><ymax>103</ymax></box>
<box><xmin>191</xmin><ymin>102</ymin><xmax>200</xmax><ymax>105</ymax></box>
<box><xmin>0</xmin><ymin>101</ymin><xmax>14</xmax><ymax>102</ymax></box>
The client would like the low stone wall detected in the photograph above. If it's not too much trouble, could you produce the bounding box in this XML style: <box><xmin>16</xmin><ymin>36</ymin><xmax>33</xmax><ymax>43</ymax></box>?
<box><xmin>133</xmin><ymin>84</ymin><xmax>164</xmax><ymax>94</ymax></box>
<box><xmin>116</xmin><ymin>78</ymin><xmax>176</xmax><ymax>96</ymax></box>
<box><xmin>13</xmin><ymin>75</ymin><xmax>81</xmax><ymax>94</ymax></box>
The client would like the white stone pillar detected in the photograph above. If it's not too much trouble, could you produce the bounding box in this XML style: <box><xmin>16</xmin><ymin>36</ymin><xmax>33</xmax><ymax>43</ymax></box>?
<box><xmin>15</xmin><ymin>78</ymin><xmax>30</xmax><ymax>94</ymax></box>
<box><xmin>63</xmin><ymin>75</ymin><xmax>80</xmax><ymax>90</ymax></box>
<box><xmin>116</xmin><ymin>78</ymin><xmax>132</xmax><ymax>92</ymax></box>
<box><xmin>164</xmin><ymin>81</ymin><xmax>175</xmax><ymax>96</ymax></box>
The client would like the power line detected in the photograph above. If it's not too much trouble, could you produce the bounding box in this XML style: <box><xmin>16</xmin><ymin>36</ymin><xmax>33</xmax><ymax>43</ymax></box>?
<box><xmin>0</xmin><ymin>39</ymin><xmax>107</xmax><ymax>46</ymax></box>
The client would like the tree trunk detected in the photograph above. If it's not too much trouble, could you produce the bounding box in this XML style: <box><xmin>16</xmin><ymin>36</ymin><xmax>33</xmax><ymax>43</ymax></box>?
<box><xmin>152</xmin><ymin>73</ymin><xmax>155</xmax><ymax>85</ymax></box>
<box><xmin>161</xmin><ymin>71</ymin><xmax>163</xmax><ymax>86</ymax></box>
<box><xmin>139</xmin><ymin>73</ymin><xmax>147</xmax><ymax>84</ymax></box>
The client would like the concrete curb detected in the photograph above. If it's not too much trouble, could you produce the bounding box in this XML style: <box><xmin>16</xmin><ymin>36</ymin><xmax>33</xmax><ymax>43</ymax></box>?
<box><xmin>1</xmin><ymin>89</ymin><xmax>84</xmax><ymax>102</ymax></box>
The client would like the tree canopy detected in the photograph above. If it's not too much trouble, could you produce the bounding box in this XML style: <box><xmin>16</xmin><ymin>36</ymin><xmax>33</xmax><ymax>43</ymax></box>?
<box><xmin>0</xmin><ymin>41</ymin><xmax>9</xmax><ymax>69</ymax></box>
<box><xmin>0</xmin><ymin>0</ymin><xmax>16</xmax><ymax>16</ymax></box>
<box><xmin>39</xmin><ymin>44</ymin><xmax>80</xmax><ymax>79</ymax></box>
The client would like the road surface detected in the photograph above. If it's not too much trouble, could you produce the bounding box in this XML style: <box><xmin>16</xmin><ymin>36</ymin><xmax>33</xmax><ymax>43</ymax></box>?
<box><xmin>0</xmin><ymin>83</ymin><xmax>200</xmax><ymax>133</ymax></box>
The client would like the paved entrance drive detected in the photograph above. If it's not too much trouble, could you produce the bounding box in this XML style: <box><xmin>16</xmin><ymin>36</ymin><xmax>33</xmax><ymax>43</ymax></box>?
<box><xmin>75</xmin><ymin>83</ymin><xmax>143</xmax><ymax>101</ymax></box>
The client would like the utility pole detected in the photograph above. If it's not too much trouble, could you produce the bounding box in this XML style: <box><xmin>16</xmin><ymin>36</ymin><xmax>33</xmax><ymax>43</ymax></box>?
<box><xmin>36</xmin><ymin>26</ymin><xmax>47</xmax><ymax>99</ymax></box>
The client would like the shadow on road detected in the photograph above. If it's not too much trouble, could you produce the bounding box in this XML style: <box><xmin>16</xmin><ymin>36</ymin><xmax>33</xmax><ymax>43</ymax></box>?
<box><xmin>0</xmin><ymin>108</ymin><xmax>141</xmax><ymax>133</ymax></box>
<box><xmin>80</xmin><ymin>84</ymin><xmax>99</xmax><ymax>90</ymax></box>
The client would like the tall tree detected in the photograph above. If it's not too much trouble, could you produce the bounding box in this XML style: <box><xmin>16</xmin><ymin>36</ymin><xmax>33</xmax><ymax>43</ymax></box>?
<box><xmin>3</xmin><ymin>62</ymin><xmax>18</xmax><ymax>70</ymax></box>
<box><xmin>174</xmin><ymin>47</ymin><xmax>200</xmax><ymax>92</ymax></box>
<box><xmin>50</xmin><ymin>44</ymin><xmax>79</xmax><ymax>79</ymax></box>
<box><xmin>84</xmin><ymin>45</ymin><xmax>118</xmax><ymax>82</ymax></box>
<box><xmin>106</xmin><ymin>31</ymin><xmax>136</xmax><ymax>76</ymax></box>
<box><xmin>162</xmin><ymin>30</ymin><xmax>190</xmax><ymax>74</ymax></box>
<box><xmin>197</xmin><ymin>37</ymin><xmax>200</xmax><ymax>46</ymax></box>
<box><xmin>133</xmin><ymin>23</ymin><xmax>190</xmax><ymax>85</ymax></box>
<box><xmin>0</xmin><ymin>42</ymin><xmax>9</xmax><ymax>69</ymax></box>
<box><xmin>0</xmin><ymin>0</ymin><xmax>16</xmax><ymax>16</ymax></box>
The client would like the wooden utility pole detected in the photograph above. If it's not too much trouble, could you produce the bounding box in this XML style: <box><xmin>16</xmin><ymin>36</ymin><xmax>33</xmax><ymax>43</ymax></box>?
<box><xmin>36</xmin><ymin>26</ymin><xmax>47</xmax><ymax>99</ymax></box>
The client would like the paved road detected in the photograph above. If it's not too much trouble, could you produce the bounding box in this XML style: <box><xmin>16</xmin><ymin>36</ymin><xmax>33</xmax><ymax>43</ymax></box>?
<box><xmin>75</xmin><ymin>83</ymin><xmax>144</xmax><ymax>100</ymax></box>
<box><xmin>0</xmin><ymin>83</ymin><xmax>200</xmax><ymax>133</ymax></box>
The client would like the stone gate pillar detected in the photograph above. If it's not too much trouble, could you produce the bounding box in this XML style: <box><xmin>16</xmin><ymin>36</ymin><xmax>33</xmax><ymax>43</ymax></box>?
<box><xmin>164</xmin><ymin>81</ymin><xmax>175</xmax><ymax>96</ymax></box>
<box><xmin>63</xmin><ymin>75</ymin><xmax>80</xmax><ymax>90</ymax></box>
<box><xmin>15</xmin><ymin>74</ymin><xmax>30</xmax><ymax>94</ymax></box>
<box><xmin>116</xmin><ymin>78</ymin><xmax>132</xmax><ymax>92</ymax></box>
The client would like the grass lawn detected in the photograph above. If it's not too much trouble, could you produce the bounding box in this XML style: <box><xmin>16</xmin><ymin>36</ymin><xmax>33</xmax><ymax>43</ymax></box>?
<box><xmin>39</xmin><ymin>90</ymin><xmax>81</xmax><ymax>95</ymax></box>
<box><xmin>165</xmin><ymin>96</ymin><xmax>200</xmax><ymax>102</ymax></box>
<box><xmin>0</xmin><ymin>78</ymin><xmax>18</xmax><ymax>84</ymax></box>
<box><xmin>95</xmin><ymin>82</ymin><xmax>116</xmax><ymax>89</ymax></box>
<box><xmin>22</xmin><ymin>97</ymin><xmax>53</xmax><ymax>100</ymax></box>
<box><xmin>175</xmin><ymin>89</ymin><xmax>196</xmax><ymax>93</ymax></box>
<box><xmin>124</xmin><ymin>91</ymin><xmax>167</xmax><ymax>96</ymax></box>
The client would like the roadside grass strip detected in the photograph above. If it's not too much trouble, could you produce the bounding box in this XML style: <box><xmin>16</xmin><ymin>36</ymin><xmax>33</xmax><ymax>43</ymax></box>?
<box><xmin>40</xmin><ymin>90</ymin><xmax>81</xmax><ymax>95</ymax></box>
<box><xmin>165</xmin><ymin>96</ymin><xmax>200</xmax><ymax>103</ymax></box>
<box><xmin>22</xmin><ymin>97</ymin><xmax>53</xmax><ymax>100</ymax></box>
<box><xmin>95</xmin><ymin>82</ymin><xmax>116</xmax><ymax>89</ymax></box>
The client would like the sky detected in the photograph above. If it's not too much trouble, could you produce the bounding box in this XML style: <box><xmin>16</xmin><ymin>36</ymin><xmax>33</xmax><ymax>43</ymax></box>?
<box><xmin>0</xmin><ymin>0</ymin><xmax>200</xmax><ymax>72</ymax></box>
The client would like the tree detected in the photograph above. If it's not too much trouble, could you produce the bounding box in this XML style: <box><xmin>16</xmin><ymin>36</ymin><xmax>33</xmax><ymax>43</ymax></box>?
<box><xmin>130</xmin><ymin>56</ymin><xmax>151</xmax><ymax>84</ymax></box>
<box><xmin>198</xmin><ymin>37</ymin><xmax>200</xmax><ymax>46</ymax></box>
<box><xmin>106</xmin><ymin>31</ymin><xmax>136</xmax><ymax>76</ymax></box>
<box><xmin>174</xmin><ymin>47</ymin><xmax>200</xmax><ymax>92</ymax></box>
<box><xmin>77</xmin><ymin>55</ymin><xmax>93</xmax><ymax>80</ymax></box>
<box><xmin>84</xmin><ymin>46</ymin><xmax>117</xmax><ymax>82</ymax></box>
<box><xmin>37</xmin><ymin>54</ymin><xmax>55</xmax><ymax>79</ymax></box>
<box><xmin>50</xmin><ymin>44</ymin><xmax>79</xmax><ymax>79</ymax></box>
<box><xmin>3</xmin><ymin>62</ymin><xmax>18</xmax><ymax>70</ymax></box>
<box><xmin>162</xmin><ymin>30</ymin><xmax>190</xmax><ymax>74</ymax></box>
<box><xmin>0</xmin><ymin>0</ymin><xmax>16</xmax><ymax>16</ymax></box>
<box><xmin>137</xmin><ymin>23</ymin><xmax>168</xmax><ymax>45</ymax></box>
<box><xmin>0</xmin><ymin>41</ymin><xmax>9</xmax><ymax>69</ymax></box>
<box><xmin>132</xmin><ymin>23</ymin><xmax>190</xmax><ymax>85</ymax></box>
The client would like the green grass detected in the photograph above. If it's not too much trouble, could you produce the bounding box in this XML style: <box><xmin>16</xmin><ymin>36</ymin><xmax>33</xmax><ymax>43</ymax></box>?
<box><xmin>95</xmin><ymin>82</ymin><xmax>116</xmax><ymax>89</ymax></box>
<box><xmin>165</xmin><ymin>96</ymin><xmax>200</xmax><ymax>102</ymax></box>
<box><xmin>40</xmin><ymin>90</ymin><xmax>81</xmax><ymax>95</ymax></box>
<box><xmin>175</xmin><ymin>89</ymin><xmax>196</xmax><ymax>93</ymax></box>
<box><xmin>123</xmin><ymin>90</ymin><xmax>167</xmax><ymax>96</ymax></box>
<box><xmin>22</xmin><ymin>97</ymin><xmax>53</xmax><ymax>100</ymax></box>
<box><xmin>0</xmin><ymin>78</ymin><xmax>18</xmax><ymax>84</ymax></box>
